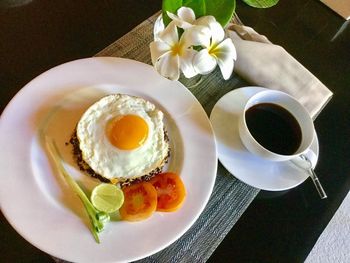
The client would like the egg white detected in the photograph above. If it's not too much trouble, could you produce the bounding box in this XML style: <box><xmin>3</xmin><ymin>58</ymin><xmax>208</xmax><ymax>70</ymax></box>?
<box><xmin>76</xmin><ymin>94</ymin><xmax>169</xmax><ymax>181</ymax></box>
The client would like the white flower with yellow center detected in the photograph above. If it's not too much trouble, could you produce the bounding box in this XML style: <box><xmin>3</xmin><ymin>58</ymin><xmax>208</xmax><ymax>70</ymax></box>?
<box><xmin>150</xmin><ymin>21</ymin><xmax>201</xmax><ymax>81</ymax></box>
<box><xmin>150</xmin><ymin>7</ymin><xmax>237</xmax><ymax>81</ymax></box>
<box><xmin>193</xmin><ymin>16</ymin><xmax>237</xmax><ymax>80</ymax></box>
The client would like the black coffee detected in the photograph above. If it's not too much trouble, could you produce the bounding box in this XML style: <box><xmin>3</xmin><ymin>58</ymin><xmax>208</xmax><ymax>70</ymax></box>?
<box><xmin>245</xmin><ymin>103</ymin><xmax>302</xmax><ymax>155</ymax></box>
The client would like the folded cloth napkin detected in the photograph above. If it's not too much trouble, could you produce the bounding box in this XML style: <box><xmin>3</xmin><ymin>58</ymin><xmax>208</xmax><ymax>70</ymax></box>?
<box><xmin>226</xmin><ymin>24</ymin><xmax>333</xmax><ymax>119</ymax></box>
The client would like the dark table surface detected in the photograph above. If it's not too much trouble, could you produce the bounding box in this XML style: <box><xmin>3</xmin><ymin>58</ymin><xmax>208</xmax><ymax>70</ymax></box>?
<box><xmin>1</xmin><ymin>0</ymin><xmax>349</xmax><ymax>262</ymax></box>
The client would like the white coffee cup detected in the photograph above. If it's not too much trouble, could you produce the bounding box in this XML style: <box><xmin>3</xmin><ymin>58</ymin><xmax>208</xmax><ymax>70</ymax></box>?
<box><xmin>238</xmin><ymin>90</ymin><xmax>314</xmax><ymax>162</ymax></box>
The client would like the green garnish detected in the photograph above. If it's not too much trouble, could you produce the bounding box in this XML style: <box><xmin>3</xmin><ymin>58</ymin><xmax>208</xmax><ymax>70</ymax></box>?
<box><xmin>45</xmin><ymin>137</ymin><xmax>110</xmax><ymax>243</ymax></box>
<box><xmin>91</xmin><ymin>183</ymin><xmax>124</xmax><ymax>214</ymax></box>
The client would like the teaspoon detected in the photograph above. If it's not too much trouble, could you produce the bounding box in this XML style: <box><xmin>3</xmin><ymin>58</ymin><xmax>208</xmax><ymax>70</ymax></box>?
<box><xmin>291</xmin><ymin>154</ymin><xmax>327</xmax><ymax>199</ymax></box>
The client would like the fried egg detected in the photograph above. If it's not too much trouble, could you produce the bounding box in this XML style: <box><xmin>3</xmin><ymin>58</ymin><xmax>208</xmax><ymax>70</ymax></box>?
<box><xmin>76</xmin><ymin>94</ymin><xmax>169</xmax><ymax>182</ymax></box>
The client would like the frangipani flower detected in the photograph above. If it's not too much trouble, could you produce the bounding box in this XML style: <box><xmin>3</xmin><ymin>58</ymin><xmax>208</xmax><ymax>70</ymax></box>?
<box><xmin>151</xmin><ymin>7</ymin><xmax>237</xmax><ymax>81</ymax></box>
<box><xmin>193</xmin><ymin>16</ymin><xmax>237</xmax><ymax>80</ymax></box>
<box><xmin>166</xmin><ymin>7</ymin><xmax>196</xmax><ymax>29</ymax></box>
<box><xmin>153</xmin><ymin>14</ymin><xmax>165</xmax><ymax>41</ymax></box>
<box><xmin>150</xmin><ymin>21</ymin><xmax>199</xmax><ymax>81</ymax></box>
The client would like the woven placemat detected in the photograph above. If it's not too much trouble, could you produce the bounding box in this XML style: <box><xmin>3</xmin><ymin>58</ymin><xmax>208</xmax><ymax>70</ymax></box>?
<box><xmin>94</xmin><ymin>12</ymin><xmax>260</xmax><ymax>262</ymax></box>
<box><xmin>53</xmin><ymin>9</ymin><xmax>332</xmax><ymax>262</ymax></box>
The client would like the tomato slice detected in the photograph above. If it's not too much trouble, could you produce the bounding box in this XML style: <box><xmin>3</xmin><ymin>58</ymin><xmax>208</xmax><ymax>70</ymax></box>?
<box><xmin>119</xmin><ymin>182</ymin><xmax>157</xmax><ymax>221</ymax></box>
<box><xmin>149</xmin><ymin>172</ymin><xmax>186</xmax><ymax>212</ymax></box>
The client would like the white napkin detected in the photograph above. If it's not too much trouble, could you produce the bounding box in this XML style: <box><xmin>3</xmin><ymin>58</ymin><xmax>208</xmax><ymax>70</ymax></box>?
<box><xmin>227</xmin><ymin>24</ymin><xmax>333</xmax><ymax>119</ymax></box>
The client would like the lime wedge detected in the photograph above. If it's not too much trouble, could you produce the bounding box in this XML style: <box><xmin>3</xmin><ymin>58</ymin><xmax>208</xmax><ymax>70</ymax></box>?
<box><xmin>91</xmin><ymin>184</ymin><xmax>124</xmax><ymax>213</ymax></box>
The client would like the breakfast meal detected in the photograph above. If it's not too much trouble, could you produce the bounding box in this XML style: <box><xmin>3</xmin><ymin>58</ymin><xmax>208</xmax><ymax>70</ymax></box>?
<box><xmin>70</xmin><ymin>94</ymin><xmax>170</xmax><ymax>185</ymax></box>
<box><xmin>45</xmin><ymin>93</ymin><xmax>186</xmax><ymax>242</ymax></box>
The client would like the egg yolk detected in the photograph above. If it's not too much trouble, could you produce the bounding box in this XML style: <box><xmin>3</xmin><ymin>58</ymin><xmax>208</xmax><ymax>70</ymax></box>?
<box><xmin>107</xmin><ymin>115</ymin><xmax>149</xmax><ymax>150</ymax></box>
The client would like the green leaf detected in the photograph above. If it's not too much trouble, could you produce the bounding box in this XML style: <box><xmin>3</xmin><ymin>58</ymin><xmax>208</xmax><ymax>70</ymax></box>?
<box><xmin>162</xmin><ymin>0</ymin><xmax>236</xmax><ymax>27</ymax></box>
<box><xmin>183</xmin><ymin>0</ymin><xmax>206</xmax><ymax>18</ymax></box>
<box><xmin>242</xmin><ymin>0</ymin><xmax>278</xmax><ymax>8</ymax></box>
<box><xmin>205</xmin><ymin>0</ymin><xmax>236</xmax><ymax>27</ymax></box>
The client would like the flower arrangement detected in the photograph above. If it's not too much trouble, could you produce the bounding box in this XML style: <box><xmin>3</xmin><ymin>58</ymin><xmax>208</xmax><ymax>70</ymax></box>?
<box><xmin>149</xmin><ymin>0</ymin><xmax>278</xmax><ymax>81</ymax></box>
<box><xmin>150</xmin><ymin>6</ymin><xmax>237</xmax><ymax>81</ymax></box>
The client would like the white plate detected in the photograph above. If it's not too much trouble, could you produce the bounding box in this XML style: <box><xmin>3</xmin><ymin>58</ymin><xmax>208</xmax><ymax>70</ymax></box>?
<box><xmin>210</xmin><ymin>86</ymin><xmax>319</xmax><ymax>191</ymax></box>
<box><xmin>0</xmin><ymin>58</ymin><xmax>217</xmax><ymax>262</ymax></box>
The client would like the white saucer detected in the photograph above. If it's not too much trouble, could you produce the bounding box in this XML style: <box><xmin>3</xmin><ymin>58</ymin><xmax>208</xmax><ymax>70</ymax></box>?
<box><xmin>209</xmin><ymin>87</ymin><xmax>319</xmax><ymax>191</ymax></box>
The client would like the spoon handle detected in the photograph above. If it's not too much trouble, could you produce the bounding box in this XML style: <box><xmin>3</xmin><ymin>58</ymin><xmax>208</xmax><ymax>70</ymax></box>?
<box><xmin>309</xmin><ymin>168</ymin><xmax>327</xmax><ymax>199</ymax></box>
